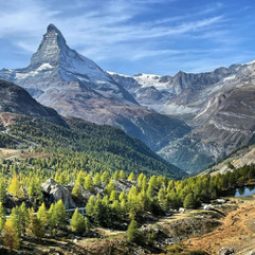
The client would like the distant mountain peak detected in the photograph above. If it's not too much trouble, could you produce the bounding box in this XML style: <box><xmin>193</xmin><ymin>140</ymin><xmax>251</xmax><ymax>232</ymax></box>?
<box><xmin>47</xmin><ymin>23</ymin><xmax>61</xmax><ymax>33</ymax></box>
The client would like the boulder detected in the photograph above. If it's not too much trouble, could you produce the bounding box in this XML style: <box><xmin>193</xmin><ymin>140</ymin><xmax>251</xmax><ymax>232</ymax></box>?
<box><xmin>179</xmin><ymin>207</ymin><xmax>185</xmax><ymax>213</ymax></box>
<box><xmin>216</xmin><ymin>199</ymin><xmax>226</xmax><ymax>204</ymax></box>
<box><xmin>203</xmin><ymin>204</ymin><xmax>214</xmax><ymax>210</ymax></box>
<box><xmin>41</xmin><ymin>178</ymin><xmax>75</xmax><ymax>208</ymax></box>
<box><xmin>219</xmin><ymin>247</ymin><xmax>235</xmax><ymax>255</ymax></box>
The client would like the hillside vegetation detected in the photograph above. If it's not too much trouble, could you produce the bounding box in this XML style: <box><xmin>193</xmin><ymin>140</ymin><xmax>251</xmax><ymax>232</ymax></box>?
<box><xmin>0</xmin><ymin>115</ymin><xmax>184</xmax><ymax>178</ymax></box>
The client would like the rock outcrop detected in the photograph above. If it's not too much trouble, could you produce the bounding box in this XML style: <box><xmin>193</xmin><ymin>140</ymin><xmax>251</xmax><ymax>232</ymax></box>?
<box><xmin>41</xmin><ymin>179</ymin><xmax>75</xmax><ymax>208</ymax></box>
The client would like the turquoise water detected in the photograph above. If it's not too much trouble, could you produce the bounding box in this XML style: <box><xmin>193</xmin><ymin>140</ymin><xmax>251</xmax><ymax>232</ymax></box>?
<box><xmin>234</xmin><ymin>185</ymin><xmax>255</xmax><ymax>197</ymax></box>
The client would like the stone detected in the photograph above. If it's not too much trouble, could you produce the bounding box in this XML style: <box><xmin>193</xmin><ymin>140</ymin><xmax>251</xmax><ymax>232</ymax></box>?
<box><xmin>41</xmin><ymin>178</ymin><xmax>75</xmax><ymax>208</ymax></box>
<box><xmin>219</xmin><ymin>247</ymin><xmax>235</xmax><ymax>255</ymax></box>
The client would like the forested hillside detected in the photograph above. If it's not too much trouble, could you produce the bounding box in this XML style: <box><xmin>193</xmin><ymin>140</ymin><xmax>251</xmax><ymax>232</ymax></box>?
<box><xmin>0</xmin><ymin>115</ymin><xmax>184</xmax><ymax>178</ymax></box>
<box><xmin>0</xmin><ymin>153</ymin><xmax>254</xmax><ymax>253</ymax></box>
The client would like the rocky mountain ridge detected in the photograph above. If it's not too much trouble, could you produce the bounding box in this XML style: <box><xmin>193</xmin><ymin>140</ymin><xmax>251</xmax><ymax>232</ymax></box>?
<box><xmin>110</xmin><ymin>62</ymin><xmax>255</xmax><ymax>173</ymax></box>
<box><xmin>0</xmin><ymin>24</ymin><xmax>190</xmax><ymax>153</ymax></box>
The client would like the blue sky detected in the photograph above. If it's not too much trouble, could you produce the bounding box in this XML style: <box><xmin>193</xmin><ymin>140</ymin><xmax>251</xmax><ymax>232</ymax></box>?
<box><xmin>0</xmin><ymin>0</ymin><xmax>254</xmax><ymax>75</ymax></box>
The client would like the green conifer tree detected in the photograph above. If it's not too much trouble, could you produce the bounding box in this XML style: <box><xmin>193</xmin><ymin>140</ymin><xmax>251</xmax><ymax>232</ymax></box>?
<box><xmin>127</xmin><ymin>219</ymin><xmax>138</xmax><ymax>242</ymax></box>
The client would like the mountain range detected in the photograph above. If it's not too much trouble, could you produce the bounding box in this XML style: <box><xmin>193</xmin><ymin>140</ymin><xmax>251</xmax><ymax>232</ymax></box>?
<box><xmin>111</xmin><ymin>62</ymin><xmax>255</xmax><ymax>173</ymax></box>
<box><xmin>0</xmin><ymin>24</ymin><xmax>255</xmax><ymax>173</ymax></box>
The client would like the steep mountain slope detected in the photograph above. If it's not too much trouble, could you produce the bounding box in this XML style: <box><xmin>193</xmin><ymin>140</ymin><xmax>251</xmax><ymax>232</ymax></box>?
<box><xmin>202</xmin><ymin>143</ymin><xmax>255</xmax><ymax>176</ymax></box>
<box><xmin>0</xmin><ymin>79</ymin><xmax>66</xmax><ymax>126</ymax></box>
<box><xmin>0</xmin><ymin>24</ymin><xmax>190</xmax><ymax>151</ymax></box>
<box><xmin>159</xmin><ymin>67</ymin><xmax>255</xmax><ymax>173</ymax></box>
<box><xmin>0</xmin><ymin>79</ymin><xmax>184</xmax><ymax>178</ymax></box>
<box><xmin>111</xmin><ymin>62</ymin><xmax>255</xmax><ymax>173</ymax></box>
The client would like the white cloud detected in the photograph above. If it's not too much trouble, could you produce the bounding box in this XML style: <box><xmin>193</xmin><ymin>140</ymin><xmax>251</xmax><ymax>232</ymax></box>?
<box><xmin>0</xmin><ymin>0</ymin><xmax>247</xmax><ymax>75</ymax></box>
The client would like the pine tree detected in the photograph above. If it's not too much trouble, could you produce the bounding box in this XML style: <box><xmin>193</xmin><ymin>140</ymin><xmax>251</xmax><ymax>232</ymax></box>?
<box><xmin>86</xmin><ymin>195</ymin><xmax>96</xmax><ymax>217</ymax></box>
<box><xmin>84</xmin><ymin>175</ymin><xmax>93</xmax><ymax>191</ymax></box>
<box><xmin>119</xmin><ymin>170</ymin><xmax>126</xmax><ymax>179</ymax></box>
<box><xmin>37</xmin><ymin>202</ymin><xmax>48</xmax><ymax>229</ymax></box>
<box><xmin>183</xmin><ymin>193</ymin><xmax>199</xmax><ymax>209</ymax></box>
<box><xmin>0</xmin><ymin>202</ymin><xmax>5</xmax><ymax>234</ymax></box>
<box><xmin>19</xmin><ymin>202</ymin><xmax>29</xmax><ymax>236</ymax></box>
<box><xmin>10</xmin><ymin>207</ymin><xmax>21</xmax><ymax>237</ymax></box>
<box><xmin>54</xmin><ymin>200</ymin><xmax>66</xmax><ymax>228</ymax></box>
<box><xmin>127</xmin><ymin>219</ymin><xmax>138</xmax><ymax>242</ymax></box>
<box><xmin>72</xmin><ymin>180</ymin><xmax>81</xmax><ymax>198</ymax></box>
<box><xmin>3</xmin><ymin>218</ymin><xmax>20</xmax><ymax>250</ymax></box>
<box><xmin>128</xmin><ymin>172</ymin><xmax>135</xmax><ymax>181</ymax></box>
<box><xmin>113</xmin><ymin>171</ymin><xmax>119</xmax><ymax>180</ymax></box>
<box><xmin>48</xmin><ymin>203</ymin><xmax>57</xmax><ymax>235</ymax></box>
<box><xmin>27</xmin><ymin>180</ymin><xmax>36</xmax><ymax>200</ymax></box>
<box><xmin>158</xmin><ymin>187</ymin><xmax>168</xmax><ymax>211</ymax></box>
<box><xmin>93</xmin><ymin>172</ymin><xmax>101</xmax><ymax>185</ymax></box>
<box><xmin>84</xmin><ymin>217</ymin><xmax>90</xmax><ymax>233</ymax></box>
<box><xmin>70</xmin><ymin>208</ymin><xmax>86</xmax><ymax>234</ymax></box>
<box><xmin>105</xmin><ymin>180</ymin><xmax>115</xmax><ymax>195</ymax></box>
<box><xmin>109</xmin><ymin>190</ymin><xmax>117</xmax><ymax>201</ymax></box>
<box><xmin>100</xmin><ymin>171</ymin><xmax>109</xmax><ymax>184</ymax></box>
<box><xmin>119</xmin><ymin>191</ymin><xmax>126</xmax><ymax>201</ymax></box>
<box><xmin>0</xmin><ymin>178</ymin><xmax>7</xmax><ymax>203</ymax></box>
<box><xmin>93</xmin><ymin>198</ymin><xmax>105</xmax><ymax>225</ymax></box>
<box><xmin>8</xmin><ymin>174</ymin><xmax>21</xmax><ymax>198</ymax></box>
<box><xmin>28</xmin><ymin>208</ymin><xmax>44</xmax><ymax>238</ymax></box>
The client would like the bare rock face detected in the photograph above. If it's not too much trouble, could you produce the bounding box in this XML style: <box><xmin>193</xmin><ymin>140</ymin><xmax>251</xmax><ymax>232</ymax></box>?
<box><xmin>41</xmin><ymin>179</ymin><xmax>75</xmax><ymax>208</ymax></box>
<box><xmin>159</xmin><ymin>86</ymin><xmax>255</xmax><ymax>173</ymax></box>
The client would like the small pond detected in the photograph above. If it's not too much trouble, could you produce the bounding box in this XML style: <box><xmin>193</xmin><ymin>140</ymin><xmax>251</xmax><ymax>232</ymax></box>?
<box><xmin>233</xmin><ymin>185</ymin><xmax>255</xmax><ymax>197</ymax></box>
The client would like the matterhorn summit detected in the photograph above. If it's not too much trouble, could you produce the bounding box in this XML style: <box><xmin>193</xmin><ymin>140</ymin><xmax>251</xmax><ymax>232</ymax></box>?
<box><xmin>0</xmin><ymin>24</ymin><xmax>189</xmax><ymax>153</ymax></box>
<box><xmin>30</xmin><ymin>24</ymin><xmax>69</xmax><ymax>67</ymax></box>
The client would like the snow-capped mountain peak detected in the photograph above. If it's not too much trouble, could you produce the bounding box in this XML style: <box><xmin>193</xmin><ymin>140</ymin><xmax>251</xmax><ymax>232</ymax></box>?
<box><xmin>0</xmin><ymin>24</ymin><xmax>137</xmax><ymax>104</ymax></box>
<box><xmin>29</xmin><ymin>24</ymin><xmax>110</xmax><ymax>82</ymax></box>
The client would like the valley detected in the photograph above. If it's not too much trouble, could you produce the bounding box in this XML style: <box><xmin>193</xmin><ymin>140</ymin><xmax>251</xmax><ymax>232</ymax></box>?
<box><xmin>1</xmin><ymin>24</ymin><xmax>255</xmax><ymax>174</ymax></box>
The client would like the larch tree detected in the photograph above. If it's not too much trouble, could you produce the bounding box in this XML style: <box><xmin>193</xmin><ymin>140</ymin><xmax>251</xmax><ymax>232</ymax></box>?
<box><xmin>37</xmin><ymin>202</ymin><xmax>48</xmax><ymax>229</ymax></box>
<box><xmin>54</xmin><ymin>200</ymin><xmax>67</xmax><ymax>228</ymax></box>
<box><xmin>19</xmin><ymin>202</ymin><xmax>29</xmax><ymax>236</ymax></box>
<box><xmin>3</xmin><ymin>218</ymin><xmax>20</xmax><ymax>250</ymax></box>
<box><xmin>127</xmin><ymin>219</ymin><xmax>138</xmax><ymax>242</ymax></box>
<box><xmin>0</xmin><ymin>202</ymin><xmax>5</xmax><ymax>234</ymax></box>
<box><xmin>8</xmin><ymin>174</ymin><xmax>21</xmax><ymax>198</ymax></box>
<box><xmin>70</xmin><ymin>208</ymin><xmax>86</xmax><ymax>234</ymax></box>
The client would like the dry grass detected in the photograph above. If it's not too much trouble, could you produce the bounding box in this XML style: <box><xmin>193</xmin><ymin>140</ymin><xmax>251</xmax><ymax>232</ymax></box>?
<box><xmin>183</xmin><ymin>199</ymin><xmax>255</xmax><ymax>255</ymax></box>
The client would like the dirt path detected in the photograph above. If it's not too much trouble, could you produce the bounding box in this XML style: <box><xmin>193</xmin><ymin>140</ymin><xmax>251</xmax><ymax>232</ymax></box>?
<box><xmin>184</xmin><ymin>199</ymin><xmax>255</xmax><ymax>254</ymax></box>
